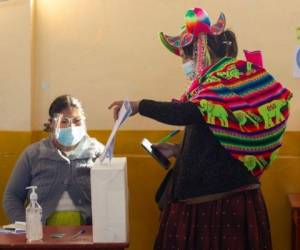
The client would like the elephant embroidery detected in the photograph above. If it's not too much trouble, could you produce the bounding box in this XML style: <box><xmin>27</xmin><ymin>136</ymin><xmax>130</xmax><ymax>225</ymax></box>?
<box><xmin>216</xmin><ymin>65</ymin><xmax>241</xmax><ymax>80</ymax></box>
<box><xmin>199</xmin><ymin>99</ymin><xmax>229</xmax><ymax>127</ymax></box>
<box><xmin>239</xmin><ymin>155</ymin><xmax>266</xmax><ymax>171</ymax></box>
<box><xmin>258</xmin><ymin>100</ymin><xmax>287</xmax><ymax>129</ymax></box>
<box><xmin>269</xmin><ymin>149</ymin><xmax>279</xmax><ymax>164</ymax></box>
<box><xmin>205</xmin><ymin>75</ymin><xmax>221</xmax><ymax>83</ymax></box>
<box><xmin>233</xmin><ymin>110</ymin><xmax>261</xmax><ymax>131</ymax></box>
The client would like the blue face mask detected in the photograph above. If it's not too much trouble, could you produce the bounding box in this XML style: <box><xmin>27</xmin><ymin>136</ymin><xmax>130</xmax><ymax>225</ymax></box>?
<box><xmin>182</xmin><ymin>60</ymin><xmax>196</xmax><ymax>80</ymax></box>
<box><xmin>55</xmin><ymin>126</ymin><xmax>86</xmax><ymax>147</ymax></box>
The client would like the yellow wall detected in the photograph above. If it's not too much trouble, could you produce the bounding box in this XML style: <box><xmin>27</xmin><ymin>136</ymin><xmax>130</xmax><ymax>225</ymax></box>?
<box><xmin>0</xmin><ymin>0</ymin><xmax>300</xmax><ymax>250</ymax></box>
<box><xmin>0</xmin><ymin>132</ymin><xmax>31</xmax><ymax>225</ymax></box>
<box><xmin>260</xmin><ymin>132</ymin><xmax>300</xmax><ymax>250</ymax></box>
<box><xmin>0</xmin><ymin>0</ymin><xmax>32</xmax><ymax>131</ymax></box>
<box><xmin>0</xmin><ymin>131</ymin><xmax>299</xmax><ymax>250</ymax></box>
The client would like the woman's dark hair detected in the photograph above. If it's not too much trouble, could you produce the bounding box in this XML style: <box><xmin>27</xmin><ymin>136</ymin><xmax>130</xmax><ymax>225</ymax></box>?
<box><xmin>207</xmin><ymin>29</ymin><xmax>238</xmax><ymax>58</ymax></box>
<box><xmin>182</xmin><ymin>43</ymin><xmax>194</xmax><ymax>58</ymax></box>
<box><xmin>182</xmin><ymin>29</ymin><xmax>238</xmax><ymax>59</ymax></box>
<box><xmin>44</xmin><ymin>95</ymin><xmax>84</xmax><ymax>132</ymax></box>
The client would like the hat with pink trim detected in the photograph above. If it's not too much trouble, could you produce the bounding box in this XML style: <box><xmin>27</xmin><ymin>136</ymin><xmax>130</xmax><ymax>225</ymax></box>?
<box><xmin>160</xmin><ymin>7</ymin><xmax>226</xmax><ymax>56</ymax></box>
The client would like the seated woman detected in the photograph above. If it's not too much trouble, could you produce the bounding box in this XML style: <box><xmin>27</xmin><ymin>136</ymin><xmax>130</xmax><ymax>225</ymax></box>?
<box><xmin>3</xmin><ymin>95</ymin><xmax>104</xmax><ymax>225</ymax></box>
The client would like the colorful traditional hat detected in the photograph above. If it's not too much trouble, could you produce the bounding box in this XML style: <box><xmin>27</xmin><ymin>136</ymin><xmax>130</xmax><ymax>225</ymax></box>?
<box><xmin>160</xmin><ymin>7</ymin><xmax>226</xmax><ymax>57</ymax></box>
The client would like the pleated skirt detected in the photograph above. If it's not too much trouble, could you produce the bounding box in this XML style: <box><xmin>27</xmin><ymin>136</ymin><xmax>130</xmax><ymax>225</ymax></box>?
<box><xmin>154</xmin><ymin>189</ymin><xmax>272</xmax><ymax>250</ymax></box>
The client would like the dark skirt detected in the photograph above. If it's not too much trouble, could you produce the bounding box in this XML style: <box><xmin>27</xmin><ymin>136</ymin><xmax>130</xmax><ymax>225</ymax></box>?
<box><xmin>154</xmin><ymin>188</ymin><xmax>272</xmax><ymax>250</ymax></box>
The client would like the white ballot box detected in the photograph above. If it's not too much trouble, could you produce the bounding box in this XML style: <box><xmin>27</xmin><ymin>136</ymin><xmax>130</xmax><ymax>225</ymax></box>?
<box><xmin>91</xmin><ymin>157</ymin><xmax>129</xmax><ymax>243</ymax></box>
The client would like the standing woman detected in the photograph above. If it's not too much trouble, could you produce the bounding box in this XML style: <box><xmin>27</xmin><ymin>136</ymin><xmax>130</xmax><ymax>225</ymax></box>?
<box><xmin>109</xmin><ymin>7</ymin><xmax>292</xmax><ymax>250</ymax></box>
<box><xmin>4</xmin><ymin>95</ymin><xmax>104</xmax><ymax>225</ymax></box>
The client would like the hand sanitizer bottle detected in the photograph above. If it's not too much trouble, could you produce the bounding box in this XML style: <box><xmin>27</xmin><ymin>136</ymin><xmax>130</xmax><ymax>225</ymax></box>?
<box><xmin>25</xmin><ymin>186</ymin><xmax>43</xmax><ymax>241</ymax></box>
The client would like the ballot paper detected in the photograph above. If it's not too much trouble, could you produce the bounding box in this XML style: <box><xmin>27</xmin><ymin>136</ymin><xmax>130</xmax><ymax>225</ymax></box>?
<box><xmin>99</xmin><ymin>100</ymin><xmax>132</xmax><ymax>162</ymax></box>
<box><xmin>1</xmin><ymin>221</ymin><xmax>26</xmax><ymax>234</ymax></box>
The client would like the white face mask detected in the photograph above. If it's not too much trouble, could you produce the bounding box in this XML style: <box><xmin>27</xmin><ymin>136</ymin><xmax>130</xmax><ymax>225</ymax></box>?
<box><xmin>182</xmin><ymin>60</ymin><xmax>196</xmax><ymax>81</ymax></box>
<box><xmin>55</xmin><ymin>126</ymin><xmax>86</xmax><ymax>147</ymax></box>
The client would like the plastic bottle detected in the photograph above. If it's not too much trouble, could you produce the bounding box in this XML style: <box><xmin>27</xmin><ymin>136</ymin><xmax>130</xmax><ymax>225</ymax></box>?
<box><xmin>25</xmin><ymin>186</ymin><xmax>43</xmax><ymax>241</ymax></box>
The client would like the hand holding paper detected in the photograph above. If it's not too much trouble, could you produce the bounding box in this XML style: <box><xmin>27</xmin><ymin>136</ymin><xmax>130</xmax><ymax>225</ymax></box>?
<box><xmin>109</xmin><ymin>100</ymin><xmax>139</xmax><ymax>121</ymax></box>
<box><xmin>100</xmin><ymin>100</ymin><xmax>133</xmax><ymax>162</ymax></box>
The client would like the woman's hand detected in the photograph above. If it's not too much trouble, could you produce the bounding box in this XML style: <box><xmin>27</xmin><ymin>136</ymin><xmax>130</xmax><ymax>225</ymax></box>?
<box><xmin>152</xmin><ymin>143</ymin><xmax>180</xmax><ymax>159</ymax></box>
<box><xmin>108</xmin><ymin>100</ymin><xmax>140</xmax><ymax>121</ymax></box>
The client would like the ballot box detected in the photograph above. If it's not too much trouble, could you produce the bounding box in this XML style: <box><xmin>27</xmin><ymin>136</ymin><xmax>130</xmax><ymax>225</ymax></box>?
<box><xmin>91</xmin><ymin>157</ymin><xmax>129</xmax><ymax>243</ymax></box>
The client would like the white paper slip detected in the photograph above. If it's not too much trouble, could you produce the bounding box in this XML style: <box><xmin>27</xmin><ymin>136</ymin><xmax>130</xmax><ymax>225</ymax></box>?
<box><xmin>1</xmin><ymin>221</ymin><xmax>26</xmax><ymax>234</ymax></box>
<box><xmin>100</xmin><ymin>100</ymin><xmax>132</xmax><ymax>162</ymax></box>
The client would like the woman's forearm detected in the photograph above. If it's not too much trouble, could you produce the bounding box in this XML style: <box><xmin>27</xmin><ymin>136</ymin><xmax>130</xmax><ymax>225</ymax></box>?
<box><xmin>3</xmin><ymin>192</ymin><xmax>26</xmax><ymax>222</ymax></box>
<box><xmin>3</xmin><ymin>151</ymin><xmax>31</xmax><ymax>222</ymax></box>
<box><xmin>138</xmin><ymin>99</ymin><xmax>205</xmax><ymax>126</ymax></box>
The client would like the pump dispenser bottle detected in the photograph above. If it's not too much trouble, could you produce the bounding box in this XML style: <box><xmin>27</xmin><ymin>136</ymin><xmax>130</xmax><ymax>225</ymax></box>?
<box><xmin>25</xmin><ymin>186</ymin><xmax>43</xmax><ymax>241</ymax></box>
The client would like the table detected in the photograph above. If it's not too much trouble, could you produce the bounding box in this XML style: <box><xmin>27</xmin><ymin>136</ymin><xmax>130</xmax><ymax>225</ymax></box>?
<box><xmin>288</xmin><ymin>194</ymin><xmax>300</xmax><ymax>250</ymax></box>
<box><xmin>0</xmin><ymin>225</ymin><xmax>129</xmax><ymax>249</ymax></box>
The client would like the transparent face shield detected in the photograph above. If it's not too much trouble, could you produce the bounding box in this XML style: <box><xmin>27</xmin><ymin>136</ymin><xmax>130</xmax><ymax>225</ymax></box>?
<box><xmin>52</xmin><ymin>113</ymin><xmax>87</xmax><ymax>147</ymax></box>
<box><xmin>53</xmin><ymin>114</ymin><xmax>86</xmax><ymax>129</ymax></box>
